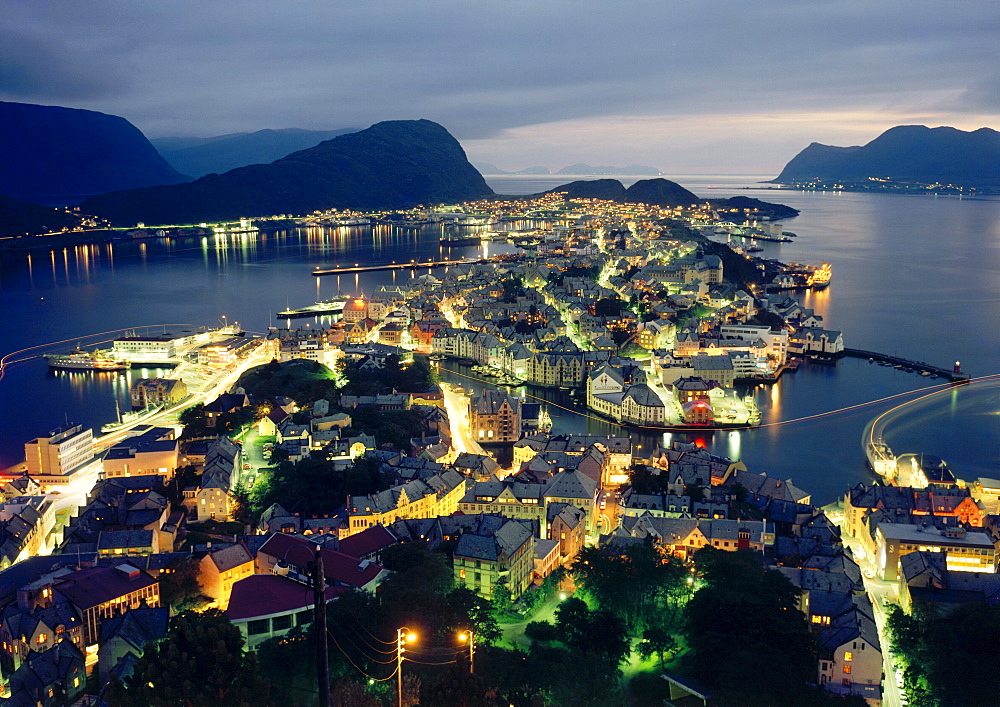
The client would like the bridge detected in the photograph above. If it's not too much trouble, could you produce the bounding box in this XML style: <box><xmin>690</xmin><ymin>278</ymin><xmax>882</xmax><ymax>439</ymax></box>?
<box><xmin>841</xmin><ymin>348</ymin><xmax>970</xmax><ymax>382</ymax></box>
<box><xmin>312</xmin><ymin>257</ymin><xmax>486</xmax><ymax>276</ymax></box>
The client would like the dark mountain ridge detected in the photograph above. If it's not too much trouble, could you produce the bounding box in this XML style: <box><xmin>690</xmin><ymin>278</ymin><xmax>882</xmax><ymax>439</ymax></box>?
<box><xmin>151</xmin><ymin>127</ymin><xmax>359</xmax><ymax>178</ymax></box>
<box><xmin>82</xmin><ymin>120</ymin><xmax>494</xmax><ymax>226</ymax></box>
<box><xmin>0</xmin><ymin>101</ymin><xmax>189</xmax><ymax>205</ymax></box>
<box><xmin>773</xmin><ymin>125</ymin><xmax>1000</xmax><ymax>186</ymax></box>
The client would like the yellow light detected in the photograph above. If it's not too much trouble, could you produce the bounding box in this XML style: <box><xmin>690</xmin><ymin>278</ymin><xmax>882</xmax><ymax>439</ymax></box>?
<box><xmin>458</xmin><ymin>632</ymin><xmax>468</xmax><ymax>642</ymax></box>
<box><xmin>406</xmin><ymin>632</ymin><xmax>417</xmax><ymax>643</ymax></box>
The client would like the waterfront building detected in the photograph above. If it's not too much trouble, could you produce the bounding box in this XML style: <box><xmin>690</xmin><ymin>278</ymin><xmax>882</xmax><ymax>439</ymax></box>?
<box><xmin>469</xmin><ymin>390</ymin><xmax>521</xmax><ymax>443</ymax></box>
<box><xmin>195</xmin><ymin>336</ymin><xmax>257</xmax><ymax>367</ymax></box>
<box><xmin>129</xmin><ymin>378</ymin><xmax>188</xmax><ymax>409</ymax></box>
<box><xmin>111</xmin><ymin>335</ymin><xmax>177</xmax><ymax>362</ymax></box>
<box><xmin>23</xmin><ymin>424</ymin><xmax>94</xmax><ymax>479</ymax></box>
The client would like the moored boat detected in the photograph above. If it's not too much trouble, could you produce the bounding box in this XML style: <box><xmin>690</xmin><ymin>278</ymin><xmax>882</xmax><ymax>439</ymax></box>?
<box><xmin>46</xmin><ymin>348</ymin><xmax>129</xmax><ymax>371</ymax></box>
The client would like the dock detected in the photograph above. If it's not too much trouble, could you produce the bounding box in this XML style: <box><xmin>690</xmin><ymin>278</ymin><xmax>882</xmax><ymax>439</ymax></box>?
<box><xmin>842</xmin><ymin>348</ymin><xmax>970</xmax><ymax>381</ymax></box>
<box><xmin>312</xmin><ymin>257</ymin><xmax>485</xmax><ymax>277</ymax></box>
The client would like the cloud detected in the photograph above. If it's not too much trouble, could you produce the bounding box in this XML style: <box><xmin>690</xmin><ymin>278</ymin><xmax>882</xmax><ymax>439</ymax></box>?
<box><xmin>1</xmin><ymin>0</ymin><xmax>996</xmax><ymax>171</ymax></box>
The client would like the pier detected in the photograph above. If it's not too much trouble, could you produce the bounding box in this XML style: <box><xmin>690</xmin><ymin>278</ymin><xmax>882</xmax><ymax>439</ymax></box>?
<box><xmin>312</xmin><ymin>257</ymin><xmax>486</xmax><ymax>276</ymax></box>
<box><xmin>842</xmin><ymin>348</ymin><xmax>970</xmax><ymax>381</ymax></box>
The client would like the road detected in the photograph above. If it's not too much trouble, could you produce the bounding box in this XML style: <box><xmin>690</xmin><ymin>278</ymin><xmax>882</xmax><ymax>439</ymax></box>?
<box><xmin>440</xmin><ymin>381</ymin><xmax>487</xmax><ymax>458</ymax></box>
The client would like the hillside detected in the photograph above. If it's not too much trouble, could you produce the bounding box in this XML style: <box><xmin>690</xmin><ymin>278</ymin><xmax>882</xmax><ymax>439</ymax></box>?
<box><xmin>773</xmin><ymin>125</ymin><xmax>1000</xmax><ymax>187</ymax></box>
<box><xmin>151</xmin><ymin>128</ymin><xmax>358</xmax><ymax>178</ymax></box>
<box><xmin>624</xmin><ymin>178</ymin><xmax>700</xmax><ymax>207</ymax></box>
<box><xmin>545</xmin><ymin>179</ymin><xmax>628</xmax><ymax>201</ymax></box>
<box><xmin>0</xmin><ymin>194</ymin><xmax>82</xmax><ymax>237</ymax></box>
<box><xmin>0</xmin><ymin>101</ymin><xmax>189</xmax><ymax>205</ymax></box>
<box><xmin>82</xmin><ymin>120</ymin><xmax>495</xmax><ymax>226</ymax></box>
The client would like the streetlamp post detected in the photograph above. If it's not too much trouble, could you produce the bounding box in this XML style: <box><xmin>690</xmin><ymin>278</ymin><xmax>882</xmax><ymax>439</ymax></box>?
<box><xmin>458</xmin><ymin>630</ymin><xmax>475</xmax><ymax>674</ymax></box>
<box><xmin>396</xmin><ymin>628</ymin><xmax>416</xmax><ymax>707</ymax></box>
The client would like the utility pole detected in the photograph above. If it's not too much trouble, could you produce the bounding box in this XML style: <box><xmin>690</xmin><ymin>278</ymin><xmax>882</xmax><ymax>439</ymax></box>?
<box><xmin>396</xmin><ymin>628</ymin><xmax>416</xmax><ymax>707</ymax></box>
<box><xmin>312</xmin><ymin>545</ymin><xmax>331</xmax><ymax>706</ymax></box>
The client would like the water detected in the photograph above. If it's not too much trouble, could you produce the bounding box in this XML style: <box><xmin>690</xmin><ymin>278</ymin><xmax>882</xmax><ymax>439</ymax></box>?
<box><xmin>1</xmin><ymin>176</ymin><xmax>997</xmax><ymax>503</ymax></box>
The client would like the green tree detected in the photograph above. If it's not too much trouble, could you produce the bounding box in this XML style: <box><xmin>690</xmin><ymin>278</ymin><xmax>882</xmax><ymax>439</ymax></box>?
<box><xmin>158</xmin><ymin>557</ymin><xmax>205</xmax><ymax>610</ymax></box>
<box><xmin>638</xmin><ymin>624</ymin><xmax>678</xmax><ymax>670</ymax></box>
<box><xmin>105</xmin><ymin>609</ymin><xmax>276</xmax><ymax>706</ymax></box>
<box><xmin>683</xmin><ymin>548</ymin><xmax>815</xmax><ymax>706</ymax></box>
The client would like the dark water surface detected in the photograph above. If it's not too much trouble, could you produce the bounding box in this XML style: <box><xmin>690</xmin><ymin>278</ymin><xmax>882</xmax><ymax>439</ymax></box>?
<box><xmin>1</xmin><ymin>175</ymin><xmax>997</xmax><ymax>503</ymax></box>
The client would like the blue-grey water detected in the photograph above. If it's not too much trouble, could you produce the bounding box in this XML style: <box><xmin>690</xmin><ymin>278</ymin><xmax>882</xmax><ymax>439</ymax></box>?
<box><xmin>1</xmin><ymin>175</ymin><xmax>997</xmax><ymax>504</ymax></box>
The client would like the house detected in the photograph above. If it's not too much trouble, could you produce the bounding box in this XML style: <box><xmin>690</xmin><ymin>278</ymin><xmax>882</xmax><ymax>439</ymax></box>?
<box><xmin>338</xmin><ymin>525</ymin><xmax>397</xmax><ymax>563</ymax></box>
<box><xmin>617</xmin><ymin>516</ymin><xmax>773</xmax><ymax>558</ymax></box>
<box><xmin>453</xmin><ymin>519</ymin><xmax>534</xmax><ymax>600</ymax></box>
<box><xmin>7</xmin><ymin>639</ymin><xmax>86</xmax><ymax>706</ymax></box>
<box><xmin>256</xmin><ymin>534</ymin><xmax>389</xmax><ymax>594</ymax></box>
<box><xmin>96</xmin><ymin>607</ymin><xmax>169</xmax><ymax>683</ymax></box>
<box><xmin>816</xmin><ymin>595</ymin><xmax>882</xmax><ymax>703</ymax></box>
<box><xmin>195</xmin><ymin>436</ymin><xmax>241</xmax><ymax>522</ymax></box>
<box><xmin>346</xmin><ymin>470</ymin><xmax>467</xmax><ymax>535</ymax></box>
<box><xmin>198</xmin><ymin>542</ymin><xmax>255</xmax><ymax>609</ymax></box>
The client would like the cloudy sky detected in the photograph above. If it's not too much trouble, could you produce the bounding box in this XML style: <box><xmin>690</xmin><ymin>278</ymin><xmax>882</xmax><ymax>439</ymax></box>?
<box><xmin>3</xmin><ymin>0</ymin><xmax>997</xmax><ymax>174</ymax></box>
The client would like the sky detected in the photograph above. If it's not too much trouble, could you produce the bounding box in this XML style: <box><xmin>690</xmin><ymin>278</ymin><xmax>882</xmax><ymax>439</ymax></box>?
<box><xmin>2</xmin><ymin>0</ymin><xmax>997</xmax><ymax>174</ymax></box>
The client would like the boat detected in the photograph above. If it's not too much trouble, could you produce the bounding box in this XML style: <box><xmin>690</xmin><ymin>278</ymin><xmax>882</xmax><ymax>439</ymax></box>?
<box><xmin>439</xmin><ymin>236</ymin><xmax>483</xmax><ymax>247</ymax></box>
<box><xmin>46</xmin><ymin>347</ymin><xmax>129</xmax><ymax>371</ymax></box>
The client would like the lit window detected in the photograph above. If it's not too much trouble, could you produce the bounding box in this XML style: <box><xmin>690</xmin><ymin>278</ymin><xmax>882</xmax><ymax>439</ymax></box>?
<box><xmin>843</xmin><ymin>665</ymin><xmax>851</xmax><ymax>674</ymax></box>
<box><xmin>36</xmin><ymin>633</ymin><xmax>48</xmax><ymax>644</ymax></box>
<box><xmin>844</xmin><ymin>651</ymin><xmax>853</xmax><ymax>662</ymax></box>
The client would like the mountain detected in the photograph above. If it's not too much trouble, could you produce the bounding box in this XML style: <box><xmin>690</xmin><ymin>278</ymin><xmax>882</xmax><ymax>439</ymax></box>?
<box><xmin>151</xmin><ymin>128</ymin><xmax>358</xmax><ymax>178</ymax></box>
<box><xmin>773</xmin><ymin>126</ymin><xmax>1000</xmax><ymax>186</ymax></box>
<box><xmin>556</xmin><ymin>163</ymin><xmax>662</xmax><ymax>176</ymax></box>
<box><xmin>474</xmin><ymin>164</ymin><xmax>550</xmax><ymax>175</ymax></box>
<box><xmin>624</xmin><ymin>178</ymin><xmax>700</xmax><ymax>207</ymax></box>
<box><xmin>544</xmin><ymin>178</ymin><xmax>798</xmax><ymax>218</ymax></box>
<box><xmin>0</xmin><ymin>101</ymin><xmax>189</xmax><ymax>205</ymax></box>
<box><xmin>545</xmin><ymin>179</ymin><xmax>628</xmax><ymax>201</ymax></box>
<box><xmin>81</xmin><ymin>120</ymin><xmax>494</xmax><ymax>226</ymax></box>
<box><xmin>0</xmin><ymin>194</ymin><xmax>82</xmax><ymax>237</ymax></box>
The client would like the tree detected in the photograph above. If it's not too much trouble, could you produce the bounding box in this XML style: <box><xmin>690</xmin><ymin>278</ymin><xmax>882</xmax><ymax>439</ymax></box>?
<box><xmin>638</xmin><ymin>624</ymin><xmax>678</xmax><ymax>670</ymax></box>
<box><xmin>524</xmin><ymin>621</ymin><xmax>559</xmax><ymax>643</ymax></box>
<box><xmin>158</xmin><ymin>557</ymin><xmax>205</xmax><ymax>609</ymax></box>
<box><xmin>104</xmin><ymin>609</ymin><xmax>276</xmax><ymax>706</ymax></box>
<box><xmin>683</xmin><ymin>548</ymin><xmax>816</xmax><ymax>706</ymax></box>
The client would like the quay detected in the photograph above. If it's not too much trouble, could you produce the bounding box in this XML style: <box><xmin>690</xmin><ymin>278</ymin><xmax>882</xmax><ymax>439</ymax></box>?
<box><xmin>312</xmin><ymin>257</ymin><xmax>486</xmax><ymax>276</ymax></box>
<box><xmin>842</xmin><ymin>348</ymin><xmax>970</xmax><ymax>382</ymax></box>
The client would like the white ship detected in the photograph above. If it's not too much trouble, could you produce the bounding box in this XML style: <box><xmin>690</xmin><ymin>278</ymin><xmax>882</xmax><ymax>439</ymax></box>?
<box><xmin>46</xmin><ymin>348</ymin><xmax>129</xmax><ymax>371</ymax></box>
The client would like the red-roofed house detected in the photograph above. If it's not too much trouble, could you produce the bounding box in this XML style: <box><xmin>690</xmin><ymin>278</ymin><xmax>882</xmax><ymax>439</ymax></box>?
<box><xmin>256</xmin><ymin>534</ymin><xmax>388</xmax><ymax>594</ymax></box>
<box><xmin>226</xmin><ymin>574</ymin><xmax>347</xmax><ymax>648</ymax></box>
<box><xmin>338</xmin><ymin>525</ymin><xmax>397</xmax><ymax>563</ymax></box>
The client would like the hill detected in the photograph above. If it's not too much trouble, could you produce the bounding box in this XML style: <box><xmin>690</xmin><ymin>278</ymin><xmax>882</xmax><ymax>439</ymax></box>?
<box><xmin>0</xmin><ymin>101</ymin><xmax>189</xmax><ymax>205</ymax></box>
<box><xmin>151</xmin><ymin>128</ymin><xmax>358</xmax><ymax>178</ymax></box>
<box><xmin>624</xmin><ymin>178</ymin><xmax>700</xmax><ymax>207</ymax></box>
<box><xmin>0</xmin><ymin>194</ymin><xmax>83</xmax><ymax>237</ymax></box>
<box><xmin>81</xmin><ymin>119</ymin><xmax>495</xmax><ymax>226</ymax></box>
<box><xmin>544</xmin><ymin>178</ymin><xmax>798</xmax><ymax>218</ymax></box>
<box><xmin>773</xmin><ymin>125</ymin><xmax>1000</xmax><ymax>187</ymax></box>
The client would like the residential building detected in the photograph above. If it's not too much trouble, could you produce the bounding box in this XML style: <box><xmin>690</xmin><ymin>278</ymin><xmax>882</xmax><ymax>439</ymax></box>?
<box><xmin>346</xmin><ymin>470</ymin><xmax>467</xmax><ymax>534</ymax></box>
<box><xmin>469</xmin><ymin>390</ymin><xmax>521</xmax><ymax>444</ymax></box>
<box><xmin>453</xmin><ymin>519</ymin><xmax>534</xmax><ymax>600</ymax></box>
<box><xmin>199</xmin><ymin>543</ymin><xmax>255</xmax><ymax>609</ymax></box>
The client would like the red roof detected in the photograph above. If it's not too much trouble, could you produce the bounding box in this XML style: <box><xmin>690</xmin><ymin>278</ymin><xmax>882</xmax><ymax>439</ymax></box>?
<box><xmin>338</xmin><ymin>525</ymin><xmax>397</xmax><ymax>559</ymax></box>
<box><xmin>258</xmin><ymin>534</ymin><xmax>385</xmax><ymax>589</ymax></box>
<box><xmin>226</xmin><ymin>575</ymin><xmax>346</xmax><ymax>621</ymax></box>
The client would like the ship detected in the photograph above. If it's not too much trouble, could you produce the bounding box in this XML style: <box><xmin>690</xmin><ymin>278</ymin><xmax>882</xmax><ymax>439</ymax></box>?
<box><xmin>46</xmin><ymin>347</ymin><xmax>129</xmax><ymax>371</ymax></box>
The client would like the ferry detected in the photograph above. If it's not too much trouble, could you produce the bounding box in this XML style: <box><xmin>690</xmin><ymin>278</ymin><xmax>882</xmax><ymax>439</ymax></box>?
<box><xmin>46</xmin><ymin>348</ymin><xmax>129</xmax><ymax>371</ymax></box>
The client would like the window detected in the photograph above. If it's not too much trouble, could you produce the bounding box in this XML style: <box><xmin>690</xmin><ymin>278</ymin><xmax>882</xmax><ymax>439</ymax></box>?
<box><xmin>296</xmin><ymin>610</ymin><xmax>313</xmax><ymax>626</ymax></box>
<box><xmin>73</xmin><ymin>677</ymin><xmax>81</xmax><ymax>688</ymax></box>
<box><xmin>460</xmin><ymin>569</ymin><xmax>466</xmax><ymax>579</ymax></box>
<box><xmin>36</xmin><ymin>633</ymin><xmax>47</xmax><ymax>644</ymax></box>
<box><xmin>842</xmin><ymin>678</ymin><xmax>851</xmax><ymax>687</ymax></box>
<box><xmin>247</xmin><ymin>619</ymin><xmax>270</xmax><ymax>636</ymax></box>
<box><xmin>844</xmin><ymin>651</ymin><xmax>853</xmax><ymax>662</ymax></box>
<box><xmin>272</xmin><ymin>615</ymin><xmax>292</xmax><ymax>631</ymax></box>
<box><xmin>843</xmin><ymin>665</ymin><xmax>851</xmax><ymax>674</ymax></box>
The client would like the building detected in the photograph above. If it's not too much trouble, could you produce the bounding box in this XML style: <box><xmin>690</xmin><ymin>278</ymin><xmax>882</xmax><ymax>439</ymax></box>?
<box><xmin>616</xmin><ymin>516</ymin><xmax>774</xmax><ymax>558</ymax></box>
<box><xmin>23</xmin><ymin>425</ymin><xmax>94</xmax><ymax>479</ymax></box>
<box><xmin>469</xmin><ymin>390</ymin><xmax>522</xmax><ymax>444</ymax></box>
<box><xmin>129</xmin><ymin>378</ymin><xmax>188</xmax><ymax>409</ymax></box>
<box><xmin>102</xmin><ymin>427</ymin><xmax>179</xmax><ymax>480</ymax></box>
<box><xmin>199</xmin><ymin>543</ymin><xmax>255</xmax><ymax>609</ymax></box>
<box><xmin>227</xmin><ymin>574</ymin><xmax>346</xmax><ymax>648</ymax></box>
<box><xmin>196</xmin><ymin>337</ymin><xmax>256</xmax><ymax>367</ymax></box>
<box><xmin>346</xmin><ymin>470</ymin><xmax>467</xmax><ymax>535</ymax></box>
<box><xmin>873</xmin><ymin>522</ymin><xmax>996</xmax><ymax>581</ymax></box>
<box><xmin>195</xmin><ymin>437</ymin><xmax>241</xmax><ymax>522</ymax></box>
<box><xmin>453</xmin><ymin>519</ymin><xmax>534</xmax><ymax>600</ymax></box>
<box><xmin>111</xmin><ymin>335</ymin><xmax>177</xmax><ymax>362</ymax></box>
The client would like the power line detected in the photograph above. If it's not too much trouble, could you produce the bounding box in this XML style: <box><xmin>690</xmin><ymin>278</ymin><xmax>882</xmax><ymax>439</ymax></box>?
<box><xmin>327</xmin><ymin>629</ymin><xmax>398</xmax><ymax>682</ymax></box>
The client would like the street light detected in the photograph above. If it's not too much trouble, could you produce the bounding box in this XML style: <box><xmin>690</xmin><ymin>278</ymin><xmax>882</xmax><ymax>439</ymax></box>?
<box><xmin>458</xmin><ymin>630</ymin><xmax>475</xmax><ymax>674</ymax></box>
<box><xmin>396</xmin><ymin>628</ymin><xmax>417</xmax><ymax>707</ymax></box>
